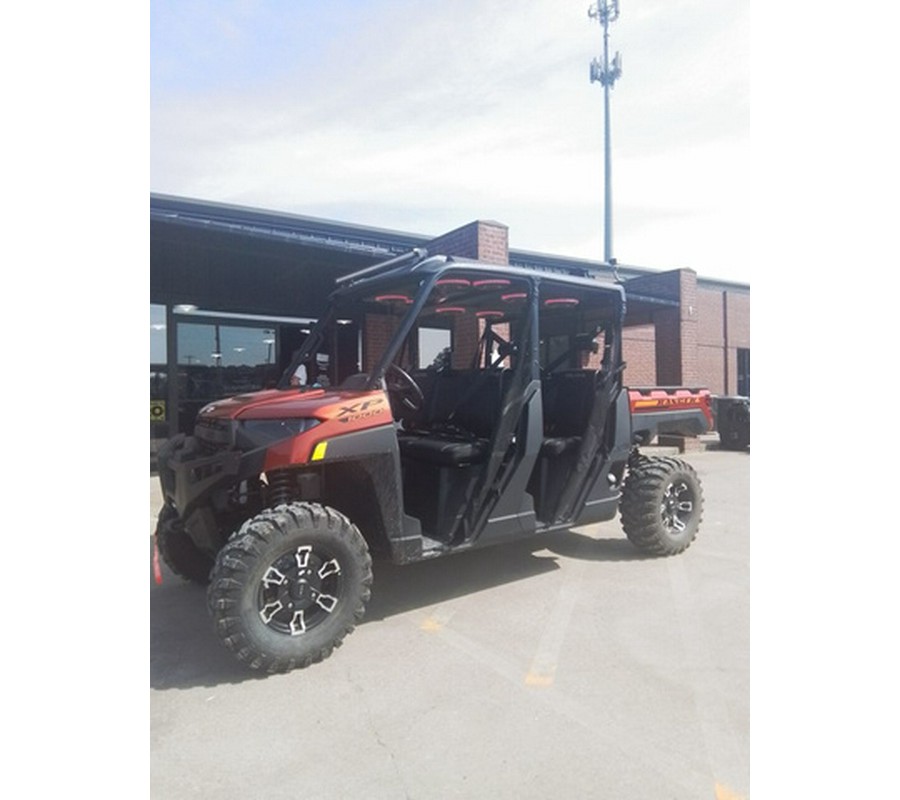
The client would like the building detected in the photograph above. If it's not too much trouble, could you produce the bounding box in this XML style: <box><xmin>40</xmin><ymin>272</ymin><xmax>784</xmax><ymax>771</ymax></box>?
<box><xmin>150</xmin><ymin>193</ymin><xmax>750</xmax><ymax>455</ymax></box>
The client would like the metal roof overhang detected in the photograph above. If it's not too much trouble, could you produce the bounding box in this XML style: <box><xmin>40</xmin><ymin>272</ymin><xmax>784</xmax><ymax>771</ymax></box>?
<box><xmin>621</xmin><ymin>290</ymin><xmax>680</xmax><ymax>327</ymax></box>
<box><xmin>150</xmin><ymin>196</ymin><xmax>422</xmax><ymax>319</ymax></box>
<box><xmin>150</xmin><ymin>194</ymin><xmax>747</xmax><ymax>321</ymax></box>
<box><xmin>151</xmin><ymin>193</ymin><xmax>426</xmax><ymax>255</ymax></box>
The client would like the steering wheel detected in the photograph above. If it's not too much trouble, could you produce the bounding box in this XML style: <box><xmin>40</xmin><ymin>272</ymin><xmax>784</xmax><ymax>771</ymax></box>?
<box><xmin>385</xmin><ymin>364</ymin><xmax>425</xmax><ymax>413</ymax></box>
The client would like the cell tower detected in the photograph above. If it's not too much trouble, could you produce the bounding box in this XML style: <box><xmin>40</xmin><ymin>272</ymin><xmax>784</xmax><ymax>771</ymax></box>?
<box><xmin>588</xmin><ymin>0</ymin><xmax>622</xmax><ymax>265</ymax></box>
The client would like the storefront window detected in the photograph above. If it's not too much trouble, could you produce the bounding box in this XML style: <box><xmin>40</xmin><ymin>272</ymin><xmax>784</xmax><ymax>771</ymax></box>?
<box><xmin>176</xmin><ymin>322</ymin><xmax>282</xmax><ymax>428</ymax></box>
<box><xmin>150</xmin><ymin>307</ymin><xmax>314</xmax><ymax>441</ymax></box>
<box><xmin>150</xmin><ymin>304</ymin><xmax>168</xmax><ymax>439</ymax></box>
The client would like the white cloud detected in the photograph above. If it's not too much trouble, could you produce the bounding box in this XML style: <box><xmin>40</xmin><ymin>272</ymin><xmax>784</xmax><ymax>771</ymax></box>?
<box><xmin>151</xmin><ymin>0</ymin><xmax>751</xmax><ymax>283</ymax></box>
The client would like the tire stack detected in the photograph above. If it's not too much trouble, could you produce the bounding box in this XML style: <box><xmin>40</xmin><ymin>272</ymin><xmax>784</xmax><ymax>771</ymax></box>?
<box><xmin>713</xmin><ymin>395</ymin><xmax>750</xmax><ymax>451</ymax></box>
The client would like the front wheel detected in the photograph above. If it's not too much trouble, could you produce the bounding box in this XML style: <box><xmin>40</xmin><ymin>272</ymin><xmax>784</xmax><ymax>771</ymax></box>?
<box><xmin>619</xmin><ymin>455</ymin><xmax>703</xmax><ymax>555</ymax></box>
<box><xmin>207</xmin><ymin>502</ymin><xmax>372</xmax><ymax>673</ymax></box>
<box><xmin>155</xmin><ymin>505</ymin><xmax>215</xmax><ymax>584</ymax></box>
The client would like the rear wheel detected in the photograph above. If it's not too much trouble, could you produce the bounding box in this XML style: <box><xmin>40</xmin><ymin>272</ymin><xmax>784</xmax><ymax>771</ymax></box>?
<box><xmin>620</xmin><ymin>455</ymin><xmax>703</xmax><ymax>555</ymax></box>
<box><xmin>155</xmin><ymin>505</ymin><xmax>214</xmax><ymax>584</ymax></box>
<box><xmin>207</xmin><ymin>502</ymin><xmax>372</xmax><ymax>673</ymax></box>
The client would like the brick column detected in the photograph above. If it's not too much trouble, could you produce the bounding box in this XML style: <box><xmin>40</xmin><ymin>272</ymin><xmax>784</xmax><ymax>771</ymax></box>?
<box><xmin>625</xmin><ymin>268</ymin><xmax>698</xmax><ymax>386</ymax></box>
<box><xmin>363</xmin><ymin>313</ymin><xmax>401</xmax><ymax>373</ymax></box>
<box><xmin>451</xmin><ymin>314</ymin><xmax>480</xmax><ymax>369</ymax></box>
<box><xmin>427</xmin><ymin>220</ymin><xmax>510</xmax><ymax>369</ymax></box>
<box><xmin>426</xmin><ymin>220</ymin><xmax>509</xmax><ymax>264</ymax></box>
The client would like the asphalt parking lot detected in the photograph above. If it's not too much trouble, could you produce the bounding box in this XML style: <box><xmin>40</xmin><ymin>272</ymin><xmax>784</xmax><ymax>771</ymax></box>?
<box><xmin>150</xmin><ymin>444</ymin><xmax>749</xmax><ymax>799</ymax></box>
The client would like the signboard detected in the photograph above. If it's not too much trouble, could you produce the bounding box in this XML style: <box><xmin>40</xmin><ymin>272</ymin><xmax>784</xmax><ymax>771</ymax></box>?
<box><xmin>150</xmin><ymin>400</ymin><xmax>166</xmax><ymax>423</ymax></box>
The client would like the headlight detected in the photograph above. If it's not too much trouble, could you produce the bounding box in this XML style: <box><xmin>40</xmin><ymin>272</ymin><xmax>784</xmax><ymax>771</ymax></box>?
<box><xmin>235</xmin><ymin>418</ymin><xmax>320</xmax><ymax>450</ymax></box>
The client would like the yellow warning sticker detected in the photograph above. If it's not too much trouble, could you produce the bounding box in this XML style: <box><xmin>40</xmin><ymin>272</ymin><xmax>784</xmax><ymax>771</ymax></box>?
<box><xmin>150</xmin><ymin>401</ymin><xmax>166</xmax><ymax>422</ymax></box>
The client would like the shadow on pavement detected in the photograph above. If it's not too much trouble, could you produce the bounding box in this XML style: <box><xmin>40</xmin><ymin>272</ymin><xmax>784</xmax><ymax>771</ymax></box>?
<box><xmin>150</xmin><ymin>527</ymin><xmax>645</xmax><ymax>691</ymax></box>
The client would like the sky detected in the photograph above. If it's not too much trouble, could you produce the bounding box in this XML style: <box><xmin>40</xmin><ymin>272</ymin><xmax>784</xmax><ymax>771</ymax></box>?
<box><xmin>150</xmin><ymin>0</ymin><xmax>751</xmax><ymax>284</ymax></box>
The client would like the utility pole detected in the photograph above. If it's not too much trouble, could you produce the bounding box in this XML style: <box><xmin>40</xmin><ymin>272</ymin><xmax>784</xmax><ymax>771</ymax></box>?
<box><xmin>589</xmin><ymin>0</ymin><xmax>622</xmax><ymax>265</ymax></box>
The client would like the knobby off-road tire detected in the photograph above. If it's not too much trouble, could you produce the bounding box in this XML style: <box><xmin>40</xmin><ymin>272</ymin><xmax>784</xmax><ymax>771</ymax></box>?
<box><xmin>207</xmin><ymin>502</ymin><xmax>372</xmax><ymax>674</ymax></box>
<box><xmin>718</xmin><ymin>403</ymin><xmax>750</xmax><ymax>451</ymax></box>
<box><xmin>155</xmin><ymin>505</ymin><xmax>215</xmax><ymax>584</ymax></box>
<box><xmin>620</xmin><ymin>455</ymin><xmax>703</xmax><ymax>556</ymax></box>
<box><xmin>720</xmin><ymin>423</ymin><xmax>750</xmax><ymax>451</ymax></box>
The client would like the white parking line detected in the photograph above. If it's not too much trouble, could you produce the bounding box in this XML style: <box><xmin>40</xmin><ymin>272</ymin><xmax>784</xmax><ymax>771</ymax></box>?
<box><xmin>524</xmin><ymin>559</ymin><xmax>586</xmax><ymax>686</ymax></box>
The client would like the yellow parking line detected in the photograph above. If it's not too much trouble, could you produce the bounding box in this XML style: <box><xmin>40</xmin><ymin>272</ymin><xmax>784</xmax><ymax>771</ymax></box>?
<box><xmin>420</xmin><ymin>604</ymin><xmax>456</xmax><ymax>632</ymax></box>
<box><xmin>714</xmin><ymin>783</ymin><xmax>746</xmax><ymax>800</ymax></box>
<box><xmin>524</xmin><ymin>671</ymin><xmax>555</xmax><ymax>687</ymax></box>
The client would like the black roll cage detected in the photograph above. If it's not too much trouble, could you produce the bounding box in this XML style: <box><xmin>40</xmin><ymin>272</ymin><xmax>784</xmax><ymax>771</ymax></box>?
<box><xmin>278</xmin><ymin>252</ymin><xmax>627</xmax><ymax>397</ymax></box>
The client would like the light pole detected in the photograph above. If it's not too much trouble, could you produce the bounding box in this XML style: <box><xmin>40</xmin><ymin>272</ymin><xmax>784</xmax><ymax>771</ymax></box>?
<box><xmin>589</xmin><ymin>0</ymin><xmax>622</xmax><ymax>265</ymax></box>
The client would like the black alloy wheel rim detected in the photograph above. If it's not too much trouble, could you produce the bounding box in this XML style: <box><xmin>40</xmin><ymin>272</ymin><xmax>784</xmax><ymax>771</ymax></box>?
<box><xmin>257</xmin><ymin>544</ymin><xmax>344</xmax><ymax>636</ymax></box>
<box><xmin>661</xmin><ymin>479</ymin><xmax>694</xmax><ymax>535</ymax></box>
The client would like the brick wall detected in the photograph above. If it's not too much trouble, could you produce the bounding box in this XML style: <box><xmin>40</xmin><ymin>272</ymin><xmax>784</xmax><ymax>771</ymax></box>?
<box><xmin>697</xmin><ymin>285</ymin><xmax>725</xmax><ymax>343</ymax></box>
<box><xmin>622</xmin><ymin>324</ymin><xmax>656</xmax><ymax>386</ymax></box>
<box><xmin>694</xmin><ymin>285</ymin><xmax>750</xmax><ymax>395</ymax></box>
<box><xmin>363</xmin><ymin>313</ymin><xmax>401</xmax><ymax>373</ymax></box>
<box><xmin>678</xmin><ymin>270</ymin><xmax>700</xmax><ymax>386</ymax></box>
<box><xmin>724</xmin><ymin>290</ymin><xmax>750</xmax><ymax>394</ymax></box>
<box><xmin>698</xmin><ymin>345</ymin><xmax>725</xmax><ymax>395</ymax></box>
<box><xmin>697</xmin><ymin>286</ymin><xmax>725</xmax><ymax>394</ymax></box>
<box><xmin>726</xmin><ymin>291</ymin><xmax>750</xmax><ymax>348</ymax></box>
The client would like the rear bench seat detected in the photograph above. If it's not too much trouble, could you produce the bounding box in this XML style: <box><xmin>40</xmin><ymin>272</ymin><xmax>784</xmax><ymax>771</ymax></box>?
<box><xmin>540</xmin><ymin>370</ymin><xmax>597</xmax><ymax>455</ymax></box>
<box><xmin>528</xmin><ymin>370</ymin><xmax>599</xmax><ymax>521</ymax></box>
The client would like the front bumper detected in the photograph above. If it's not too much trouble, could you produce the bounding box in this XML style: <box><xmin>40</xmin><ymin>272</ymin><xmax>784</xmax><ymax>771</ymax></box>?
<box><xmin>157</xmin><ymin>433</ymin><xmax>266</xmax><ymax>518</ymax></box>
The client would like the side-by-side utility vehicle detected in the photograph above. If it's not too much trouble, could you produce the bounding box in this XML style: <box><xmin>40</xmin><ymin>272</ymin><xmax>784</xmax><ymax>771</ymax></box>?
<box><xmin>156</xmin><ymin>251</ymin><xmax>712</xmax><ymax>673</ymax></box>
